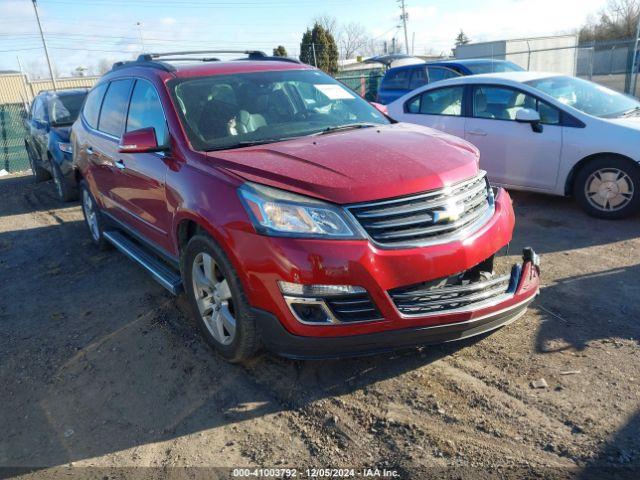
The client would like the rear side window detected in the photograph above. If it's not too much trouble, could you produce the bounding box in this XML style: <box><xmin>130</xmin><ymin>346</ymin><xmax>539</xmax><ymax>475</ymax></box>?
<box><xmin>98</xmin><ymin>79</ymin><xmax>133</xmax><ymax>137</ymax></box>
<box><xmin>126</xmin><ymin>79</ymin><xmax>169</xmax><ymax>146</ymax></box>
<box><xmin>408</xmin><ymin>67</ymin><xmax>427</xmax><ymax>90</ymax></box>
<box><xmin>405</xmin><ymin>87</ymin><xmax>464</xmax><ymax>116</ymax></box>
<box><xmin>82</xmin><ymin>83</ymin><xmax>108</xmax><ymax>129</ymax></box>
<box><xmin>382</xmin><ymin>69</ymin><xmax>411</xmax><ymax>90</ymax></box>
<box><xmin>427</xmin><ymin>66</ymin><xmax>460</xmax><ymax>83</ymax></box>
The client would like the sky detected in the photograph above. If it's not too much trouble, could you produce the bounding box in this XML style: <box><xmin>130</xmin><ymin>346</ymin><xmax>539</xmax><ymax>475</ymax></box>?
<box><xmin>0</xmin><ymin>0</ymin><xmax>609</xmax><ymax>78</ymax></box>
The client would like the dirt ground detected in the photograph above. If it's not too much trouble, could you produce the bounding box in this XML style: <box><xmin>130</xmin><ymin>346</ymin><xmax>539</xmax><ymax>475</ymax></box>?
<box><xmin>1</xmin><ymin>172</ymin><xmax>639</xmax><ymax>480</ymax></box>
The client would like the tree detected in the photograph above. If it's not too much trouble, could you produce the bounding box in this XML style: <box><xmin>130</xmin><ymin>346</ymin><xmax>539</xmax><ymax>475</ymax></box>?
<box><xmin>340</xmin><ymin>22</ymin><xmax>368</xmax><ymax>59</ymax></box>
<box><xmin>313</xmin><ymin>14</ymin><xmax>338</xmax><ymax>38</ymax></box>
<box><xmin>455</xmin><ymin>30</ymin><xmax>470</xmax><ymax>47</ymax></box>
<box><xmin>579</xmin><ymin>0</ymin><xmax>639</xmax><ymax>43</ymax></box>
<box><xmin>273</xmin><ymin>45</ymin><xmax>288</xmax><ymax>57</ymax></box>
<box><xmin>299</xmin><ymin>22</ymin><xmax>339</xmax><ymax>75</ymax></box>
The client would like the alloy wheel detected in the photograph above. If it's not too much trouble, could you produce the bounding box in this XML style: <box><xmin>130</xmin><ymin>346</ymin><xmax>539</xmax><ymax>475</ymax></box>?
<box><xmin>191</xmin><ymin>252</ymin><xmax>236</xmax><ymax>345</ymax></box>
<box><xmin>584</xmin><ymin>168</ymin><xmax>634</xmax><ymax>212</ymax></box>
<box><xmin>82</xmin><ymin>189</ymin><xmax>100</xmax><ymax>241</ymax></box>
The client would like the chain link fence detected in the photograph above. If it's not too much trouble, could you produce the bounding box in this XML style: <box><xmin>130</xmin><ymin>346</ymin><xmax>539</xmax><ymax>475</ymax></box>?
<box><xmin>0</xmin><ymin>103</ymin><xmax>29</xmax><ymax>174</ymax></box>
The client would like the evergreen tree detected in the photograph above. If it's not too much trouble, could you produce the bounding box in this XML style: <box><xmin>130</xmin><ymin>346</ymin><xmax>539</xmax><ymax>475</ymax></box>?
<box><xmin>299</xmin><ymin>22</ymin><xmax>339</xmax><ymax>75</ymax></box>
<box><xmin>273</xmin><ymin>45</ymin><xmax>288</xmax><ymax>57</ymax></box>
<box><xmin>455</xmin><ymin>30</ymin><xmax>470</xmax><ymax>47</ymax></box>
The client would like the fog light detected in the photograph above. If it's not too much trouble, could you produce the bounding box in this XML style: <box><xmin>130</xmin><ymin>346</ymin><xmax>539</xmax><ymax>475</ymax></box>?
<box><xmin>290</xmin><ymin>303</ymin><xmax>329</xmax><ymax>323</ymax></box>
<box><xmin>278</xmin><ymin>281</ymin><xmax>365</xmax><ymax>297</ymax></box>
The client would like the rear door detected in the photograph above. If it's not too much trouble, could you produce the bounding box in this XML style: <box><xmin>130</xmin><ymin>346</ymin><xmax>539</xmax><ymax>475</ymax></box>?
<box><xmin>397</xmin><ymin>85</ymin><xmax>467</xmax><ymax>138</ymax></box>
<box><xmin>463</xmin><ymin>84</ymin><xmax>563</xmax><ymax>190</ymax></box>
<box><xmin>29</xmin><ymin>97</ymin><xmax>49</xmax><ymax>164</ymax></box>
<box><xmin>378</xmin><ymin>67</ymin><xmax>412</xmax><ymax>104</ymax></box>
<box><xmin>109</xmin><ymin>78</ymin><xmax>171</xmax><ymax>248</ymax></box>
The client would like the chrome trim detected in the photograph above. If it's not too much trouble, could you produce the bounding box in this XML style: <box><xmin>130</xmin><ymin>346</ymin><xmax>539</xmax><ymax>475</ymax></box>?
<box><xmin>344</xmin><ymin>172</ymin><xmax>496</xmax><ymax>249</ymax></box>
<box><xmin>283</xmin><ymin>296</ymin><xmax>383</xmax><ymax>326</ymax></box>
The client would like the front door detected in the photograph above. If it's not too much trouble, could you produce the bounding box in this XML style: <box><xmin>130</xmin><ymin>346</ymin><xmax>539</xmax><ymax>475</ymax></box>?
<box><xmin>464</xmin><ymin>85</ymin><xmax>563</xmax><ymax>190</ymax></box>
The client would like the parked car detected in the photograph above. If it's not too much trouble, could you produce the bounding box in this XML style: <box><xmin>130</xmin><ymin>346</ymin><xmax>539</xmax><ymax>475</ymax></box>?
<box><xmin>387</xmin><ymin>72</ymin><xmax>640</xmax><ymax>219</ymax></box>
<box><xmin>24</xmin><ymin>88</ymin><xmax>88</xmax><ymax>201</ymax></box>
<box><xmin>72</xmin><ymin>50</ymin><xmax>540</xmax><ymax>362</ymax></box>
<box><xmin>376</xmin><ymin>59</ymin><xmax>524</xmax><ymax>105</ymax></box>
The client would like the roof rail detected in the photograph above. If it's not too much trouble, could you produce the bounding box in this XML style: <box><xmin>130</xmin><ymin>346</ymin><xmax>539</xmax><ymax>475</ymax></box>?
<box><xmin>137</xmin><ymin>50</ymin><xmax>268</xmax><ymax>62</ymax></box>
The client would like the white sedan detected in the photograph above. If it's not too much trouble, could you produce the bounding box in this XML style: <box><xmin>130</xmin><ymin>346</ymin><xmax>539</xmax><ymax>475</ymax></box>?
<box><xmin>387</xmin><ymin>71</ymin><xmax>640</xmax><ymax>219</ymax></box>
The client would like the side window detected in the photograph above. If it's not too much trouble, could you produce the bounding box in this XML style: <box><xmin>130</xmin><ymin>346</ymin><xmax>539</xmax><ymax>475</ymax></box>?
<box><xmin>98</xmin><ymin>79</ymin><xmax>133</xmax><ymax>137</ymax></box>
<box><xmin>408</xmin><ymin>67</ymin><xmax>427</xmax><ymax>90</ymax></box>
<box><xmin>427</xmin><ymin>66</ymin><xmax>460</xmax><ymax>83</ymax></box>
<box><xmin>405</xmin><ymin>95</ymin><xmax>420</xmax><ymax>113</ymax></box>
<box><xmin>126</xmin><ymin>79</ymin><xmax>169</xmax><ymax>146</ymax></box>
<box><xmin>472</xmin><ymin>86</ymin><xmax>561</xmax><ymax>125</ymax></box>
<box><xmin>32</xmin><ymin>98</ymin><xmax>46</xmax><ymax>122</ymax></box>
<box><xmin>83</xmin><ymin>83</ymin><xmax>108</xmax><ymax>129</ymax></box>
<box><xmin>417</xmin><ymin>87</ymin><xmax>464</xmax><ymax>116</ymax></box>
<box><xmin>382</xmin><ymin>69</ymin><xmax>411</xmax><ymax>90</ymax></box>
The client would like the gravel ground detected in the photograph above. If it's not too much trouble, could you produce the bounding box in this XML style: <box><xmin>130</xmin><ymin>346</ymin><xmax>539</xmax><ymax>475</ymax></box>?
<box><xmin>0</xmin><ymin>173</ymin><xmax>639</xmax><ymax>479</ymax></box>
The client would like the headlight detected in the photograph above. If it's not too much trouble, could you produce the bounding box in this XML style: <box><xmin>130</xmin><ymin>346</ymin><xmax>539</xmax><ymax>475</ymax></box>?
<box><xmin>238</xmin><ymin>182</ymin><xmax>362</xmax><ymax>238</ymax></box>
<box><xmin>58</xmin><ymin>142</ymin><xmax>73</xmax><ymax>154</ymax></box>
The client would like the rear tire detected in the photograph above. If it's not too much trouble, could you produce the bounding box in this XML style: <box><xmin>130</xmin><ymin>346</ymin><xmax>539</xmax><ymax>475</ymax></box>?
<box><xmin>26</xmin><ymin>142</ymin><xmax>50</xmax><ymax>182</ymax></box>
<box><xmin>80</xmin><ymin>181</ymin><xmax>110</xmax><ymax>250</ymax></box>
<box><xmin>574</xmin><ymin>157</ymin><xmax>640</xmax><ymax>219</ymax></box>
<box><xmin>182</xmin><ymin>233</ymin><xmax>259</xmax><ymax>363</ymax></box>
<box><xmin>50</xmin><ymin>158</ymin><xmax>78</xmax><ymax>202</ymax></box>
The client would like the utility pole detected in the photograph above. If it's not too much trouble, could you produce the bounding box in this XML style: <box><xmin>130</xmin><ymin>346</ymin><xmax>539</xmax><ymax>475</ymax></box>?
<box><xmin>632</xmin><ymin>12</ymin><xmax>640</xmax><ymax>97</ymax></box>
<box><xmin>398</xmin><ymin>0</ymin><xmax>410</xmax><ymax>55</ymax></box>
<box><xmin>31</xmin><ymin>0</ymin><xmax>57</xmax><ymax>91</ymax></box>
<box><xmin>311</xmin><ymin>43</ymin><xmax>318</xmax><ymax>67</ymax></box>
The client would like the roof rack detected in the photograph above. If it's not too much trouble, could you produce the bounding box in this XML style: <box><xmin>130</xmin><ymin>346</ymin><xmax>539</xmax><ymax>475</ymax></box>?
<box><xmin>111</xmin><ymin>49</ymin><xmax>301</xmax><ymax>73</ymax></box>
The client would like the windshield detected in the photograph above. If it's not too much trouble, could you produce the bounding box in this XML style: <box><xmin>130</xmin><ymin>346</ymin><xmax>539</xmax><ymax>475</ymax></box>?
<box><xmin>465</xmin><ymin>61</ymin><xmax>524</xmax><ymax>75</ymax></box>
<box><xmin>170</xmin><ymin>69</ymin><xmax>389</xmax><ymax>151</ymax></box>
<box><xmin>48</xmin><ymin>92</ymin><xmax>86</xmax><ymax>125</ymax></box>
<box><xmin>525</xmin><ymin>75</ymin><xmax>640</xmax><ymax>118</ymax></box>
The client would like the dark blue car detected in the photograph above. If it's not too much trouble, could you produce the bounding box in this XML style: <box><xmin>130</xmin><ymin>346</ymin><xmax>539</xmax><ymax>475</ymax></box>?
<box><xmin>376</xmin><ymin>59</ymin><xmax>524</xmax><ymax>104</ymax></box>
<box><xmin>24</xmin><ymin>88</ymin><xmax>88</xmax><ymax>201</ymax></box>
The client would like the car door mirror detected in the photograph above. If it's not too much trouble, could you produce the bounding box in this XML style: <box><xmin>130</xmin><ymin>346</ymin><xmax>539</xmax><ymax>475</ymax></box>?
<box><xmin>370</xmin><ymin>102</ymin><xmax>388</xmax><ymax>115</ymax></box>
<box><xmin>515</xmin><ymin>108</ymin><xmax>543</xmax><ymax>133</ymax></box>
<box><xmin>118</xmin><ymin>127</ymin><xmax>166</xmax><ymax>153</ymax></box>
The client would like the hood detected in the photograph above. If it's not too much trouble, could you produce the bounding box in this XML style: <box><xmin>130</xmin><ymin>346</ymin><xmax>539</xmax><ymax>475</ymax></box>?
<box><xmin>51</xmin><ymin>125</ymin><xmax>71</xmax><ymax>141</ymax></box>
<box><xmin>603</xmin><ymin>115</ymin><xmax>640</xmax><ymax>131</ymax></box>
<box><xmin>207</xmin><ymin>123</ymin><xmax>479</xmax><ymax>204</ymax></box>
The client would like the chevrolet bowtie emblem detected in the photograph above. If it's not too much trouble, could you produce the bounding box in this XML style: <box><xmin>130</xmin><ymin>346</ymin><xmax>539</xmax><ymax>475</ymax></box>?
<box><xmin>432</xmin><ymin>201</ymin><xmax>465</xmax><ymax>223</ymax></box>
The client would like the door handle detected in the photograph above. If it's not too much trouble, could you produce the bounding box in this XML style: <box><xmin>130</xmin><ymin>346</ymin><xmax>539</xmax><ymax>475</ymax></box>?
<box><xmin>467</xmin><ymin>129</ymin><xmax>487</xmax><ymax>136</ymax></box>
<box><xmin>114</xmin><ymin>159</ymin><xmax>126</xmax><ymax>170</ymax></box>
<box><xmin>86</xmin><ymin>146</ymin><xmax>94</xmax><ymax>155</ymax></box>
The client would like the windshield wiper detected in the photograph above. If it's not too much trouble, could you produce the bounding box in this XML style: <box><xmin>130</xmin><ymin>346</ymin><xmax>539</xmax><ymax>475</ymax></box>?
<box><xmin>204</xmin><ymin>136</ymin><xmax>301</xmax><ymax>152</ymax></box>
<box><xmin>314</xmin><ymin>123</ymin><xmax>377</xmax><ymax>136</ymax></box>
<box><xmin>621</xmin><ymin>106</ymin><xmax>640</xmax><ymax>117</ymax></box>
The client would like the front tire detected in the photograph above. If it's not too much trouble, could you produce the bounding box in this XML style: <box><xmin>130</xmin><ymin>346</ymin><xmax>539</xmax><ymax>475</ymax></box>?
<box><xmin>50</xmin><ymin>158</ymin><xmax>78</xmax><ymax>202</ymax></box>
<box><xmin>574</xmin><ymin>157</ymin><xmax>640</xmax><ymax>219</ymax></box>
<box><xmin>182</xmin><ymin>233</ymin><xmax>259</xmax><ymax>363</ymax></box>
<box><xmin>80</xmin><ymin>181</ymin><xmax>110</xmax><ymax>250</ymax></box>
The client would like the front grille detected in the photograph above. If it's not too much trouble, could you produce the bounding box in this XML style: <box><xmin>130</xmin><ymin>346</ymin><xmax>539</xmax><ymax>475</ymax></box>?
<box><xmin>347</xmin><ymin>172</ymin><xmax>493</xmax><ymax>247</ymax></box>
<box><xmin>325</xmin><ymin>294</ymin><xmax>381</xmax><ymax>322</ymax></box>
<box><xmin>389</xmin><ymin>255</ymin><xmax>517</xmax><ymax>316</ymax></box>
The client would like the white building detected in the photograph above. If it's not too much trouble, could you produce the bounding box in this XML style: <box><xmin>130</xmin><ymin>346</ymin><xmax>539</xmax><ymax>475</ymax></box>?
<box><xmin>453</xmin><ymin>34</ymin><xmax>579</xmax><ymax>75</ymax></box>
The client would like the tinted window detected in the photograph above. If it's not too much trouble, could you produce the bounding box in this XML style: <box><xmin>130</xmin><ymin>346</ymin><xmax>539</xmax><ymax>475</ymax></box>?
<box><xmin>382</xmin><ymin>68</ymin><xmax>411</xmax><ymax>90</ymax></box>
<box><xmin>48</xmin><ymin>92</ymin><xmax>86</xmax><ymax>125</ymax></box>
<box><xmin>83</xmin><ymin>83</ymin><xmax>108</xmax><ymax>129</ymax></box>
<box><xmin>408</xmin><ymin>67</ymin><xmax>426</xmax><ymax>90</ymax></box>
<box><xmin>98</xmin><ymin>79</ymin><xmax>133</xmax><ymax>137</ymax></box>
<box><xmin>427</xmin><ymin>66</ymin><xmax>460</xmax><ymax>83</ymax></box>
<box><xmin>126</xmin><ymin>80</ymin><xmax>168</xmax><ymax>146</ymax></box>
<box><xmin>410</xmin><ymin>87</ymin><xmax>464</xmax><ymax>116</ymax></box>
<box><xmin>472</xmin><ymin>86</ymin><xmax>560</xmax><ymax>124</ymax></box>
<box><xmin>465</xmin><ymin>61</ymin><xmax>525</xmax><ymax>75</ymax></box>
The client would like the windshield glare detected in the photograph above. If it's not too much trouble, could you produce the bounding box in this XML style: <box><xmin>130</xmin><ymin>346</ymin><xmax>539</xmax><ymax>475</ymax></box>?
<box><xmin>170</xmin><ymin>69</ymin><xmax>389</xmax><ymax>151</ymax></box>
<box><xmin>525</xmin><ymin>76</ymin><xmax>640</xmax><ymax>118</ymax></box>
<box><xmin>49</xmin><ymin>92</ymin><xmax>86</xmax><ymax>125</ymax></box>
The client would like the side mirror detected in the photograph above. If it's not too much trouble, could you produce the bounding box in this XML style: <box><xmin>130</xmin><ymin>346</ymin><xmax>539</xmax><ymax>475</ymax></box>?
<box><xmin>515</xmin><ymin>108</ymin><xmax>543</xmax><ymax>133</ymax></box>
<box><xmin>370</xmin><ymin>102</ymin><xmax>388</xmax><ymax>115</ymax></box>
<box><xmin>118</xmin><ymin>127</ymin><xmax>165</xmax><ymax>154</ymax></box>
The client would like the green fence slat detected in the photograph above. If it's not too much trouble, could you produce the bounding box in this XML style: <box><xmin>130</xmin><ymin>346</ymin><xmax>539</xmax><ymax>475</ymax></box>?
<box><xmin>0</xmin><ymin>103</ymin><xmax>29</xmax><ymax>173</ymax></box>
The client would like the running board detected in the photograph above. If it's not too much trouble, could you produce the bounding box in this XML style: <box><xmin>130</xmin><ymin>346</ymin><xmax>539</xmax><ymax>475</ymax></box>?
<box><xmin>103</xmin><ymin>230</ymin><xmax>183</xmax><ymax>295</ymax></box>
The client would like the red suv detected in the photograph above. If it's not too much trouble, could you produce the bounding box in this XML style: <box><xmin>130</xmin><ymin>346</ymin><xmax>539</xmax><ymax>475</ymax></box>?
<box><xmin>72</xmin><ymin>50</ymin><xmax>540</xmax><ymax>362</ymax></box>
